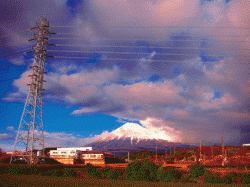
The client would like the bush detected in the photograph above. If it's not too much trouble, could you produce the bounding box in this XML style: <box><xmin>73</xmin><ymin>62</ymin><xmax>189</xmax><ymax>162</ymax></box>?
<box><xmin>107</xmin><ymin>169</ymin><xmax>123</xmax><ymax>180</ymax></box>
<box><xmin>98</xmin><ymin>167</ymin><xmax>112</xmax><ymax>179</ymax></box>
<box><xmin>63</xmin><ymin>168</ymin><xmax>76</xmax><ymax>178</ymax></box>
<box><xmin>242</xmin><ymin>173</ymin><xmax>250</xmax><ymax>184</ymax></box>
<box><xmin>204</xmin><ymin>171</ymin><xmax>222</xmax><ymax>184</ymax></box>
<box><xmin>164</xmin><ymin>168</ymin><xmax>182</xmax><ymax>182</ymax></box>
<box><xmin>221</xmin><ymin>174</ymin><xmax>233</xmax><ymax>184</ymax></box>
<box><xmin>180</xmin><ymin>173</ymin><xmax>191</xmax><ymax>183</ymax></box>
<box><xmin>8</xmin><ymin>165</ymin><xmax>29</xmax><ymax>175</ymax></box>
<box><xmin>125</xmin><ymin>160</ymin><xmax>158</xmax><ymax>181</ymax></box>
<box><xmin>28</xmin><ymin>165</ymin><xmax>38</xmax><ymax>174</ymax></box>
<box><xmin>189</xmin><ymin>164</ymin><xmax>205</xmax><ymax>178</ymax></box>
<box><xmin>84</xmin><ymin>164</ymin><xmax>101</xmax><ymax>178</ymax></box>
<box><xmin>157</xmin><ymin>166</ymin><xmax>168</xmax><ymax>181</ymax></box>
<box><xmin>157</xmin><ymin>166</ymin><xmax>182</xmax><ymax>182</ymax></box>
<box><xmin>0</xmin><ymin>164</ymin><xmax>8</xmax><ymax>174</ymax></box>
<box><xmin>50</xmin><ymin>169</ymin><xmax>64</xmax><ymax>177</ymax></box>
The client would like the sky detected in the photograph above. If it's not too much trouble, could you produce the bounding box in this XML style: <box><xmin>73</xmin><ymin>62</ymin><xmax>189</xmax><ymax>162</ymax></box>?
<box><xmin>0</xmin><ymin>0</ymin><xmax>250</xmax><ymax>152</ymax></box>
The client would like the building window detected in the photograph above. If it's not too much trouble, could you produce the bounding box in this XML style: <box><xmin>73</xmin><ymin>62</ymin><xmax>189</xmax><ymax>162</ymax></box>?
<box><xmin>52</xmin><ymin>152</ymin><xmax>58</xmax><ymax>154</ymax></box>
<box><xmin>61</xmin><ymin>151</ymin><xmax>67</xmax><ymax>154</ymax></box>
<box><xmin>70</xmin><ymin>151</ymin><xmax>75</xmax><ymax>154</ymax></box>
<box><xmin>90</xmin><ymin>154</ymin><xmax>96</xmax><ymax>158</ymax></box>
<box><xmin>86</xmin><ymin>149</ymin><xmax>89</xmax><ymax>151</ymax></box>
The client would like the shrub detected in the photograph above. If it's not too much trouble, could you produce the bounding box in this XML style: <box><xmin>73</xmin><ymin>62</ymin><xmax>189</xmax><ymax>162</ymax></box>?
<box><xmin>107</xmin><ymin>169</ymin><xmax>123</xmax><ymax>180</ymax></box>
<box><xmin>63</xmin><ymin>168</ymin><xmax>76</xmax><ymax>178</ymax></box>
<box><xmin>157</xmin><ymin>166</ymin><xmax>168</xmax><ymax>181</ymax></box>
<box><xmin>164</xmin><ymin>168</ymin><xmax>182</xmax><ymax>182</ymax></box>
<box><xmin>204</xmin><ymin>171</ymin><xmax>222</xmax><ymax>184</ymax></box>
<box><xmin>0</xmin><ymin>164</ymin><xmax>8</xmax><ymax>174</ymax></box>
<box><xmin>242</xmin><ymin>173</ymin><xmax>250</xmax><ymax>184</ymax></box>
<box><xmin>221</xmin><ymin>174</ymin><xmax>233</xmax><ymax>184</ymax></box>
<box><xmin>99</xmin><ymin>167</ymin><xmax>112</xmax><ymax>179</ymax></box>
<box><xmin>8</xmin><ymin>165</ymin><xmax>29</xmax><ymax>175</ymax></box>
<box><xmin>180</xmin><ymin>173</ymin><xmax>191</xmax><ymax>183</ymax></box>
<box><xmin>189</xmin><ymin>164</ymin><xmax>205</xmax><ymax>178</ymax></box>
<box><xmin>157</xmin><ymin>166</ymin><xmax>182</xmax><ymax>182</ymax></box>
<box><xmin>84</xmin><ymin>164</ymin><xmax>101</xmax><ymax>178</ymax></box>
<box><xmin>28</xmin><ymin>165</ymin><xmax>38</xmax><ymax>175</ymax></box>
<box><xmin>125</xmin><ymin>160</ymin><xmax>158</xmax><ymax>181</ymax></box>
<box><xmin>50</xmin><ymin>169</ymin><xmax>64</xmax><ymax>177</ymax></box>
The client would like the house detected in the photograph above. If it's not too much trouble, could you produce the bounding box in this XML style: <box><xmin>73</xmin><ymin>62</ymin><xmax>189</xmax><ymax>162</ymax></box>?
<box><xmin>81</xmin><ymin>151</ymin><xmax>105</xmax><ymax>164</ymax></box>
<box><xmin>243</xmin><ymin>144</ymin><xmax>250</xmax><ymax>147</ymax></box>
<box><xmin>49</xmin><ymin>147</ymin><xmax>92</xmax><ymax>164</ymax></box>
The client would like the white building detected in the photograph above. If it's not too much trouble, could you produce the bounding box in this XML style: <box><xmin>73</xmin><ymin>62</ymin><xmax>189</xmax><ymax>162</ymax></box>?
<box><xmin>50</xmin><ymin>147</ymin><xmax>92</xmax><ymax>158</ymax></box>
<box><xmin>243</xmin><ymin>144</ymin><xmax>250</xmax><ymax>147</ymax></box>
<box><xmin>81</xmin><ymin>151</ymin><xmax>105</xmax><ymax>164</ymax></box>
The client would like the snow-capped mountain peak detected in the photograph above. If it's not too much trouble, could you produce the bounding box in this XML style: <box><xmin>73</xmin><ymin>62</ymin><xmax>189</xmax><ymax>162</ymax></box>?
<box><xmin>110</xmin><ymin>122</ymin><xmax>172</xmax><ymax>142</ymax></box>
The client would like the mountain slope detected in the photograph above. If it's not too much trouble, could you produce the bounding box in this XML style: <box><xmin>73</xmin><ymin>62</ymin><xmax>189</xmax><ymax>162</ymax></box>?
<box><xmin>85</xmin><ymin>123</ymin><xmax>191</xmax><ymax>153</ymax></box>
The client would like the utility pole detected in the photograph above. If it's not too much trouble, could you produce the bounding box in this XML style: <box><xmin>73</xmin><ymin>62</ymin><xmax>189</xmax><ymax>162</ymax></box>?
<box><xmin>222</xmin><ymin>137</ymin><xmax>225</xmax><ymax>167</ymax></box>
<box><xmin>10</xmin><ymin>17</ymin><xmax>51</xmax><ymax>164</ymax></box>
<box><xmin>156</xmin><ymin>139</ymin><xmax>158</xmax><ymax>162</ymax></box>
<box><xmin>199</xmin><ymin>140</ymin><xmax>202</xmax><ymax>162</ymax></box>
<box><xmin>128</xmin><ymin>151</ymin><xmax>129</xmax><ymax>162</ymax></box>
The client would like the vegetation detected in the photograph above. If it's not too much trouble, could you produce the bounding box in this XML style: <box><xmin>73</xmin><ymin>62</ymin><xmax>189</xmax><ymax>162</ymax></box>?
<box><xmin>189</xmin><ymin>164</ymin><xmax>205</xmax><ymax>178</ymax></box>
<box><xmin>1</xmin><ymin>145</ymin><xmax>250</xmax><ymax>185</ymax></box>
<box><xmin>125</xmin><ymin>159</ymin><xmax>158</xmax><ymax>181</ymax></box>
<box><xmin>84</xmin><ymin>163</ymin><xmax>101</xmax><ymax>178</ymax></box>
<box><xmin>157</xmin><ymin>166</ymin><xmax>182</xmax><ymax>182</ymax></box>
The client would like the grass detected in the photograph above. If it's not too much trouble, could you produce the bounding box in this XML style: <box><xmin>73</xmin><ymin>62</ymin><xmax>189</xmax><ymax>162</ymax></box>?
<box><xmin>0</xmin><ymin>174</ymin><xmax>249</xmax><ymax>187</ymax></box>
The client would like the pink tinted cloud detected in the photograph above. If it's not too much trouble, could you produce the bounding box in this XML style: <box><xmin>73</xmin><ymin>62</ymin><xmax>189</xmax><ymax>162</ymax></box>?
<box><xmin>104</xmin><ymin>80</ymin><xmax>186</xmax><ymax>107</ymax></box>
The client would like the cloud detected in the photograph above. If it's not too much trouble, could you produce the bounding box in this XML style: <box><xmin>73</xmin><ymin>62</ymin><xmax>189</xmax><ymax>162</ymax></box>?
<box><xmin>6</xmin><ymin>126</ymin><xmax>14</xmax><ymax>131</ymax></box>
<box><xmin>10</xmin><ymin>56</ymin><xmax>25</xmax><ymax>66</ymax></box>
<box><xmin>2</xmin><ymin>0</ymin><xmax>250</xmax><ymax>145</ymax></box>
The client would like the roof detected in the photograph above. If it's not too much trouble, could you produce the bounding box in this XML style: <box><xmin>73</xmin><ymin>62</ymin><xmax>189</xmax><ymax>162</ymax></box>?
<box><xmin>81</xmin><ymin>151</ymin><xmax>104</xmax><ymax>154</ymax></box>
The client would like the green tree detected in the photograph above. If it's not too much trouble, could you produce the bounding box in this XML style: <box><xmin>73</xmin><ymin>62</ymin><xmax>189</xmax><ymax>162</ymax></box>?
<box><xmin>189</xmin><ymin>164</ymin><xmax>205</xmax><ymax>178</ymax></box>
<box><xmin>125</xmin><ymin>160</ymin><xmax>158</xmax><ymax>181</ymax></box>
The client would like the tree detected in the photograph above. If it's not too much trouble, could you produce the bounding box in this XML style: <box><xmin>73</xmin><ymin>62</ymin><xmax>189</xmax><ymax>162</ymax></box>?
<box><xmin>125</xmin><ymin>160</ymin><xmax>159</xmax><ymax>181</ymax></box>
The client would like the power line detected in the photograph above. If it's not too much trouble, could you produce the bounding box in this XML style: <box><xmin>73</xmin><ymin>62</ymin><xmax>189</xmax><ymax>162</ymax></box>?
<box><xmin>50</xmin><ymin>25</ymin><xmax>250</xmax><ymax>29</ymax></box>
<box><xmin>48</xmin><ymin>50</ymin><xmax>248</xmax><ymax>58</ymax></box>
<box><xmin>54</xmin><ymin>32</ymin><xmax>249</xmax><ymax>38</ymax></box>
<box><xmin>0</xmin><ymin>28</ymin><xmax>31</xmax><ymax>38</ymax></box>
<box><xmin>50</xmin><ymin>37</ymin><xmax>246</xmax><ymax>43</ymax></box>
<box><xmin>53</xmin><ymin>56</ymin><xmax>250</xmax><ymax>64</ymax></box>
<box><xmin>54</xmin><ymin>44</ymin><xmax>250</xmax><ymax>51</ymax></box>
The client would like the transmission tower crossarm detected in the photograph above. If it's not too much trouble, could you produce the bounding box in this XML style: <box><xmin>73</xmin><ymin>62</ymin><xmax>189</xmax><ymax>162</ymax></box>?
<box><xmin>11</xmin><ymin>16</ymin><xmax>51</xmax><ymax>164</ymax></box>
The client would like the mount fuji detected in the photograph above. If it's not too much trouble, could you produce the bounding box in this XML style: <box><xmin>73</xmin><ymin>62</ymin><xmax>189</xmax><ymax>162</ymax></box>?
<box><xmin>85</xmin><ymin>123</ymin><xmax>191</xmax><ymax>154</ymax></box>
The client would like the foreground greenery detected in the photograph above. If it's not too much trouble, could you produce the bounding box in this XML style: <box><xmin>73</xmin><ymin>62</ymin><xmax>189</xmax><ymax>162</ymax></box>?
<box><xmin>1</xmin><ymin>174</ymin><xmax>249</xmax><ymax>187</ymax></box>
<box><xmin>1</xmin><ymin>161</ymin><xmax>250</xmax><ymax>185</ymax></box>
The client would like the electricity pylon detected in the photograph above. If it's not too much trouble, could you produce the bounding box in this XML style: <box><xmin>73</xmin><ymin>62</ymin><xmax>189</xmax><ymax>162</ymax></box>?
<box><xmin>10</xmin><ymin>17</ymin><xmax>51</xmax><ymax>164</ymax></box>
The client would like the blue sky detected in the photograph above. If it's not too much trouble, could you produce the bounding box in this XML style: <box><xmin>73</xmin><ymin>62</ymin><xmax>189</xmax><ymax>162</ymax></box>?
<box><xmin>0</xmin><ymin>0</ymin><xmax>250</xmax><ymax>152</ymax></box>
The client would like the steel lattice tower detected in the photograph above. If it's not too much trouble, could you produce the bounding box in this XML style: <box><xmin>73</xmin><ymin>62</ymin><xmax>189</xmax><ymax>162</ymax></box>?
<box><xmin>11</xmin><ymin>17</ymin><xmax>50</xmax><ymax>164</ymax></box>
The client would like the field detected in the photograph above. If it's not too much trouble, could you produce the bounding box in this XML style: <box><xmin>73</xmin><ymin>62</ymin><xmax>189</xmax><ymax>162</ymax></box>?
<box><xmin>0</xmin><ymin>174</ymin><xmax>249</xmax><ymax>187</ymax></box>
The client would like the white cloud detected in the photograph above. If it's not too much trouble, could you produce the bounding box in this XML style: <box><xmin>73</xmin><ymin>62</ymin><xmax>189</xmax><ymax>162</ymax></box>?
<box><xmin>6</xmin><ymin>126</ymin><xmax>14</xmax><ymax>131</ymax></box>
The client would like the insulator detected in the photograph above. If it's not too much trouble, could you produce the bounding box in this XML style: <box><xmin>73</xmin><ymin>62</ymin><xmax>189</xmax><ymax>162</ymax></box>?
<box><xmin>28</xmin><ymin>75</ymin><xmax>37</xmax><ymax>77</ymax></box>
<box><xmin>28</xmin><ymin>38</ymin><xmax>35</xmax><ymax>41</ymax></box>
<box><xmin>50</xmin><ymin>33</ymin><xmax>57</xmax><ymax>35</ymax></box>
<box><xmin>29</xmin><ymin>65</ymin><xmax>38</xmax><ymax>68</ymax></box>
<box><xmin>30</xmin><ymin>26</ymin><xmax>37</xmax><ymax>30</ymax></box>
